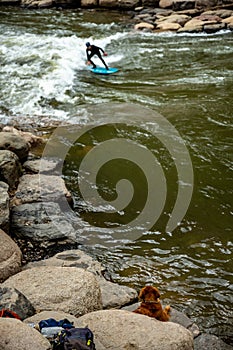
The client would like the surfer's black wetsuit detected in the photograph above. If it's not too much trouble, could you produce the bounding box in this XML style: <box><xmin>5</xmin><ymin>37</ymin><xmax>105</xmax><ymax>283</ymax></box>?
<box><xmin>86</xmin><ymin>45</ymin><xmax>108</xmax><ymax>69</ymax></box>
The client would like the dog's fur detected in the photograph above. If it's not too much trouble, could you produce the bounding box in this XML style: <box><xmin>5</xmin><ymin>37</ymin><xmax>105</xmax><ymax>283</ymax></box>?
<box><xmin>133</xmin><ymin>286</ymin><xmax>171</xmax><ymax>321</ymax></box>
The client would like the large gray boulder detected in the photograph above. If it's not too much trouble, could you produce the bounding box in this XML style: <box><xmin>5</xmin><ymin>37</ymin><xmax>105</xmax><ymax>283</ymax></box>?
<box><xmin>23</xmin><ymin>157</ymin><xmax>61</xmax><ymax>175</ymax></box>
<box><xmin>194</xmin><ymin>333</ymin><xmax>233</xmax><ymax>350</ymax></box>
<box><xmin>24</xmin><ymin>249</ymin><xmax>138</xmax><ymax>309</ymax></box>
<box><xmin>122</xmin><ymin>303</ymin><xmax>201</xmax><ymax>339</ymax></box>
<box><xmin>0</xmin><ymin>182</ymin><xmax>9</xmax><ymax>232</ymax></box>
<box><xmin>3</xmin><ymin>266</ymin><xmax>103</xmax><ymax>316</ymax></box>
<box><xmin>2</xmin><ymin>126</ymin><xmax>44</xmax><ymax>149</ymax></box>
<box><xmin>11</xmin><ymin>202</ymin><xmax>76</xmax><ymax>245</ymax></box>
<box><xmin>0</xmin><ymin>286</ymin><xmax>35</xmax><ymax>320</ymax></box>
<box><xmin>0</xmin><ymin>132</ymin><xmax>29</xmax><ymax>161</ymax></box>
<box><xmin>0</xmin><ymin>229</ymin><xmax>22</xmax><ymax>282</ymax></box>
<box><xmin>0</xmin><ymin>150</ymin><xmax>22</xmax><ymax>189</ymax></box>
<box><xmin>75</xmin><ymin>309</ymin><xmax>194</xmax><ymax>349</ymax></box>
<box><xmin>11</xmin><ymin>174</ymin><xmax>72</xmax><ymax>206</ymax></box>
<box><xmin>0</xmin><ymin>318</ymin><xmax>51</xmax><ymax>350</ymax></box>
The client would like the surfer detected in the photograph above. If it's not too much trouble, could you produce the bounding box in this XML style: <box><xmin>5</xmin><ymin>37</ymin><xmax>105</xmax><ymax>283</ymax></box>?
<box><xmin>85</xmin><ymin>42</ymin><xmax>109</xmax><ymax>70</ymax></box>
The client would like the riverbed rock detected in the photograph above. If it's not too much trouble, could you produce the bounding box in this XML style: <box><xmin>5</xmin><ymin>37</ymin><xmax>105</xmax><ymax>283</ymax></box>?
<box><xmin>0</xmin><ymin>182</ymin><xmax>9</xmax><ymax>232</ymax></box>
<box><xmin>21</xmin><ymin>0</ymin><xmax>53</xmax><ymax>8</ymax></box>
<box><xmin>203</xmin><ymin>22</ymin><xmax>226</xmax><ymax>32</ymax></box>
<box><xmin>11</xmin><ymin>202</ymin><xmax>76</xmax><ymax>245</ymax></box>
<box><xmin>0</xmin><ymin>132</ymin><xmax>29</xmax><ymax>161</ymax></box>
<box><xmin>0</xmin><ymin>150</ymin><xmax>22</xmax><ymax>189</ymax></box>
<box><xmin>99</xmin><ymin>0</ymin><xmax>140</xmax><ymax>8</ymax></box>
<box><xmin>157</xmin><ymin>21</ymin><xmax>181</xmax><ymax>29</ymax></box>
<box><xmin>195</xmin><ymin>0</ymin><xmax>218</xmax><ymax>9</ymax></box>
<box><xmin>222</xmin><ymin>15</ymin><xmax>233</xmax><ymax>30</ymax></box>
<box><xmin>2</xmin><ymin>126</ymin><xmax>44</xmax><ymax>149</ymax></box>
<box><xmin>156</xmin><ymin>13</ymin><xmax>191</xmax><ymax>25</ymax></box>
<box><xmin>195</xmin><ymin>13</ymin><xmax>222</xmax><ymax>22</ymax></box>
<box><xmin>75</xmin><ymin>309</ymin><xmax>194</xmax><ymax>349</ymax></box>
<box><xmin>0</xmin><ymin>229</ymin><xmax>22</xmax><ymax>282</ymax></box>
<box><xmin>0</xmin><ymin>286</ymin><xmax>35</xmax><ymax>320</ymax></box>
<box><xmin>3</xmin><ymin>266</ymin><xmax>103</xmax><ymax>316</ymax></box>
<box><xmin>24</xmin><ymin>249</ymin><xmax>138</xmax><ymax>309</ymax></box>
<box><xmin>142</xmin><ymin>0</ymin><xmax>160</xmax><ymax>6</ymax></box>
<box><xmin>81</xmin><ymin>0</ymin><xmax>98</xmax><ymax>7</ymax></box>
<box><xmin>134</xmin><ymin>21</ymin><xmax>155</xmax><ymax>30</ymax></box>
<box><xmin>194</xmin><ymin>333</ymin><xmax>233</xmax><ymax>350</ymax></box>
<box><xmin>0</xmin><ymin>318</ymin><xmax>51</xmax><ymax>350</ymax></box>
<box><xmin>11</xmin><ymin>174</ymin><xmax>72</xmax><ymax>206</ymax></box>
<box><xmin>159</xmin><ymin>0</ymin><xmax>173</xmax><ymax>8</ymax></box>
<box><xmin>177</xmin><ymin>17</ymin><xmax>204</xmax><ymax>32</ymax></box>
<box><xmin>203</xmin><ymin>9</ymin><xmax>233</xmax><ymax>18</ymax></box>
<box><xmin>23</xmin><ymin>157</ymin><xmax>61</xmax><ymax>174</ymax></box>
<box><xmin>173</xmin><ymin>0</ymin><xmax>196</xmax><ymax>11</ymax></box>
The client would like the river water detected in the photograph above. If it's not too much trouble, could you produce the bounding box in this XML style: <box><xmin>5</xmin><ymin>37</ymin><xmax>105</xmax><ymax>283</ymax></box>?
<box><xmin>0</xmin><ymin>6</ymin><xmax>233</xmax><ymax>344</ymax></box>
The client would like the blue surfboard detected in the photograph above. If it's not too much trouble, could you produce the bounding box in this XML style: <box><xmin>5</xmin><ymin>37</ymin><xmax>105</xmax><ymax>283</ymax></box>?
<box><xmin>90</xmin><ymin>67</ymin><xmax>119</xmax><ymax>75</ymax></box>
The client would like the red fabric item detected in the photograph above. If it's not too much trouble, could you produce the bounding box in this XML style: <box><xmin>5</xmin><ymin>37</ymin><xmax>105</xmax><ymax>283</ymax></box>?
<box><xmin>0</xmin><ymin>308</ymin><xmax>21</xmax><ymax>320</ymax></box>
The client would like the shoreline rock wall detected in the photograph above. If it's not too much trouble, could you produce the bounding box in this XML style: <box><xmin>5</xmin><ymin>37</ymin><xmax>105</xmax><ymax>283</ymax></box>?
<box><xmin>0</xmin><ymin>0</ymin><xmax>232</xmax><ymax>34</ymax></box>
<box><xmin>0</xmin><ymin>0</ymin><xmax>233</xmax><ymax>12</ymax></box>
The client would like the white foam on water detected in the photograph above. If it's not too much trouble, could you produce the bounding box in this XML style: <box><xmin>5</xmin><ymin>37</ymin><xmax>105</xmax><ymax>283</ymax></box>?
<box><xmin>0</xmin><ymin>31</ymin><xmax>128</xmax><ymax>119</ymax></box>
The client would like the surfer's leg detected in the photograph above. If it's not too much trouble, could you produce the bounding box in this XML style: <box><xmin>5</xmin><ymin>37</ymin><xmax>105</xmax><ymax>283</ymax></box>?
<box><xmin>89</xmin><ymin>54</ymin><xmax>96</xmax><ymax>68</ymax></box>
<box><xmin>97</xmin><ymin>53</ymin><xmax>108</xmax><ymax>69</ymax></box>
<box><xmin>89</xmin><ymin>59</ymin><xmax>96</xmax><ymax>68</ymax></box>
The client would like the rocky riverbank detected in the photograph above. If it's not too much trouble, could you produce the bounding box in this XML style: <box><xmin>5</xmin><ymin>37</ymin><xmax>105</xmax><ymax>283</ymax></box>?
<box><xmin>0</xmin><ymin>0</ymin><xmax>233</xmax><ymax>34</ymax></box>
<box><xmin>0</xmin><ymin>124</ymin><xmax>233</xmax><ymax>349</ymax></box>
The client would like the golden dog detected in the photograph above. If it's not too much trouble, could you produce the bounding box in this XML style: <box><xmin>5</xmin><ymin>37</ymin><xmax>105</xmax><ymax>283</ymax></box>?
<box><xmin>133</xmin><ymin>286</ymin><xmax>171</xmax><ymax>321</ymax></box>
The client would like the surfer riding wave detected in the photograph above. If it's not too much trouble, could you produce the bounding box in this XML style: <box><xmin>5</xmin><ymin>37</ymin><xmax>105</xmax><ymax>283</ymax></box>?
<box><xmin>85</xmin><ymin>42</ymin><xmax>109</xmax><ymax>70</ymax></box>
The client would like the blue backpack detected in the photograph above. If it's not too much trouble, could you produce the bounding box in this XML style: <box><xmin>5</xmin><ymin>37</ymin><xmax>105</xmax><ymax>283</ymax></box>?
<box><xmin>53</xmin><ymin>327</ymin><xmax>96</xmax><ymax>350</ymax></box>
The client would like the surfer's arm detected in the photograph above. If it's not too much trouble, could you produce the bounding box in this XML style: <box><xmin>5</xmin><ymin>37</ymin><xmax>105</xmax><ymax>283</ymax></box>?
<box><xmin>97</xmin><ymin>46</ymin><xmax>107</xmax><ymax>56</ymax></box>
<box><xmin>86</xmin><ymin>49</ymin><xmax>91</xmax><ymax>60</ymax></box>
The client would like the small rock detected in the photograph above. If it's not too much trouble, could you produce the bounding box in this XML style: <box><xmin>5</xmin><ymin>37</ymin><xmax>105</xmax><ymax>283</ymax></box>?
<box><xmin>0</xmin><ymin>132</ymin><xmax>29</xmax><ymax>161</ymax></box>
<box><xmin>23</xmin><ymin>158</ymin><xmax>61</xmax><ymax>174</ymax></box>
<box><xmin>222</xmin><ymin>15</ymin><xmax>233</xmax><ymax>30</ymax></box>
<box><xmin>0</xmin><ymin>229</ymin><xmax>22</xmax><ymax>282</ymax></box>
<box><xmin>156</xmin><ymin>13</ymin><xmax>191</xmax><ymax>25</ymax></box>
<box><xmin>0</xmin><ymin>150</ymin><xmax>22</xmax><ymax>189</ymax></box>
<box><xmin>0</xmin><ymin>318</ymin><xmax>51</xmax><ymax>350</ymax></box>
<box><xmin>194</xmin><ymin>333</ymin><xmax>233</xmax><ymax>350</ymax></box>
<box><xmin>11</xmin><ymin>202</ymin><xmax>77</xmax><ymax>245</ymax></box>
<box><xmin>2</xmin><ymin>126</ymin><xmax>44</xmax><ymax>149</ymax></box>
<box><xmin>204</xmin><ymin>22</ymin><xmax>226</xmax><ymax>33</ymax></box>
<box><xmin>202</xmin><ymin>9</ymin><xmax>233</xmax><ymax>18</ymax></box>
<box><xmin>178</xmin><ymin>18</ymin><xmax>204</xmax><ymax>32</ymax></box>
<box><xmin>134</xmin><ymin>22</ymin><xmax>155</xmax><ymax>30</ymax></box>
<box><xmin>159</xmin><ymin>0</ymin><xmax>173</xmax><ymax>8</ymax></box>
<box><xmin>157</xmin><ymin>22</ymin><xmax>181</xmax><ymax>30</ymax></box>
<box><xmin>11</xmin><ymin>174</ymin><xmax>72</xmax><ymax>206</ymax></box>
<box><xmin>173</xmin><ymin>0</ymin><xmax>196</xmax><ymax>11</ymax></box>
<box><xmin>0</xmin><ymin>181</ymin><xmax>9</xmax><ymax>232</ymax></box>
<box><xmin>0</xmin><ymin>286</ymin><xmax>35</xmax><ymax>320</ymax></box>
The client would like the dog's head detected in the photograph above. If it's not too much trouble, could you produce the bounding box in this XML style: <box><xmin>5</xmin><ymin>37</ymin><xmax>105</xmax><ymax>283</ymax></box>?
<box><xmin>138</xmin><ymin>286</ymin><xmax>161</xmax><ymax>303</ymax></box>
